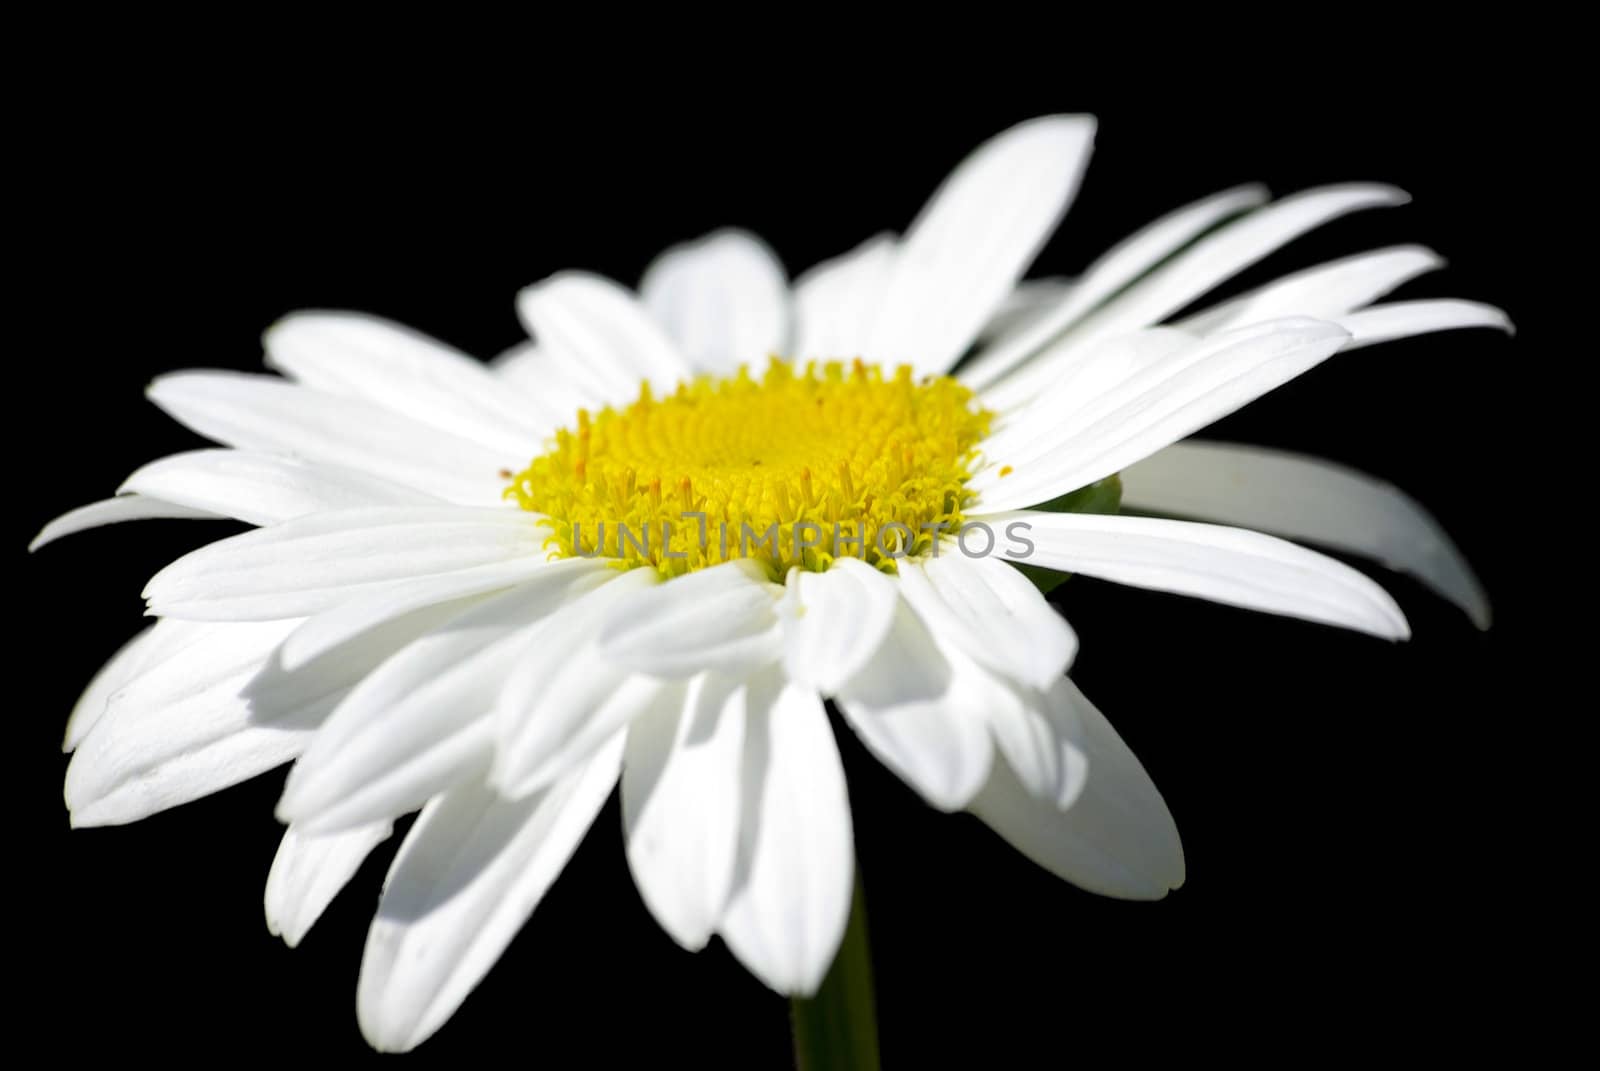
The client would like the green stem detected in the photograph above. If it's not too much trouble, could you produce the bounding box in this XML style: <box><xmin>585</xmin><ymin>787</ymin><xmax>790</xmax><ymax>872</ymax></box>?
<box><xmin>789</xmin><ymin>869</ymin><xmax>881</xmax><ymax>1071</ymax></box>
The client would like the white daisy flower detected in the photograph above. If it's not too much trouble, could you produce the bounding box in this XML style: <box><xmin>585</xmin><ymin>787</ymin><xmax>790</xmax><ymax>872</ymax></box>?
<box><xmin>37</xmin><ymin>114</ymin><xmax>1507</xmax><ymax>1053</ymax></box>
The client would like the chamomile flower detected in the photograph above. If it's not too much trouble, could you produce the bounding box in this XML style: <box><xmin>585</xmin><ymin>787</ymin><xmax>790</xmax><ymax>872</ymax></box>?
<box><xmin>37</xmin><ymin>114</ymin><xmax>1506</xmax><ymax>1052</ymax></box>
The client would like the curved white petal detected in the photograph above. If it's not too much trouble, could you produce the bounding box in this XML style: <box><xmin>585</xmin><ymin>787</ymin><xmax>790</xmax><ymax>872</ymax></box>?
<box><xmin>148</xmin><ymin>371</ymin><xmax>514</xmax><ymax>503</ymax></box>
<box><xmin>1335</xmin><ymin>299</ymin><xmax>1513</xmax><ymax>350</ymax></box>
<box><xmin>597</xmin><ymin>559</ymin><xmax>783</xmax><ymax>678</ymax></box>
<box><xmin>488</xmin><ymin>569</ymin><xmax>666</xmax><ymax>798</ymax></box>
<box><xmin>960</xmin><ymin>183</ymin><xmax>1269</xmax><ymax>389</ymax></box>
<box><xmin>834</xmin><ymin>601</ymin><xmax>994</xmax><ymax>812</ymax></box>
<box><xmin>1121</xmin><ymin>440</ymin><xmax>1491</xmax><ymax>627</ymax></box>
<box><xmin>720</xmin><ymin>673</ymin><xmax>854</xmax><ymax>996</ymax></box>
<box><xmin>1053</xmin><ymin>183</ymin><xmax>1409</xmax><ymax>351</ymax></box>
<box><xmin>865</xmin><ymin>115</ymin><xmax>1096</xmax><ymax>376</ymax></box>
<box><xmin>143</xmin><ymin>506</ymin><xmax>546</xmax><ymax>621</ymax></box>
<box><xmin>895</xmin><ymin>549</ymin><xmax>1077</xmax><ymax>690</ymax></box>
<box><xmin>357</xmin><ymin>738</ymin><xmax>623</xmax><ymax>1053</ymax></box>
<box><xmin>264</xmin><ymin>312</ymin><xmax>545</xmax><ymax>455</ymax></box>
<box><xmin>278</xmin><ymin>563</ymin><xmax>614</xmax><ymax>834</ymax></box>
<box><xmin>492</xmin><ymin>341</ymin><xmax>604</xmax><ymax>424</ymax></box>
<box><xmin>30</xmin><ymin>495</ymin><xmax>219</xmax><ymax>551</ymax></box>
<box><xmin>971</xmin><ymin>677</ymin><xmax>1183</xmax><ymax>900</ymax></box>
<box><xmin>265</xmin><ymin>820</ymin><xmax>393</xmax><ymax>947</ymax></box>
<box><xmin>122</xmin><ymin>449</ymin><xmax>436</xmax><ymax>525</ymax></box>
<box><xmin>280</xmin><ymin>555</ymin><xmax>567</xmax><ymax>671</ymax></box>
<box><xmin>778</xmin><ymin>558</ymin><xmax>899</xmax><ymax>694</ymax></box>
<box><xmin>975</xmin><ymin>276</ymin><xmax>1075</xmax><ymax>347</ymax></box>
<box><xmin>622</xmin><ymin>674</ymin><xmax>745</xmax><ymax>951</ymax></box>
<box><xmin>63</xmin><ymin>619</ymin><xmax>204</xmax><ymax>752</ymax></box>
<box><xmin>516</xmin><ymin>271</ymin><xmax>690</xmax><ymax>406</ymax></box>
<box><xmin>1179</xmin><ymin>245</ymin><xmax>1444</xmax><ymax>334</ymax></box>
<box><xmin>640</xmin><ymin>229</ymin><xmax>790</xmax><ymax>375</ymax></box>
<box><xmin>971</xmin><ymin>318</ymin><xmax>1352</xmax><ymax>511</ymax></box>
<box><xmin>791</xmin><ymin>233</ymin><xmax>897</xmax><ymax>360</ymax></box>
<box><xmin>978</xmin><ymin>509</ymin><xmax>1410</xmax><ymax>640</ymax></box>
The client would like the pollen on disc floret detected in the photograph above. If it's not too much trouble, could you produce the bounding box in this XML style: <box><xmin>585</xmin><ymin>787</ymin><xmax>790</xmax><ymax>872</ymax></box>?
<box><xmin>504</xmin><ymin>357</ymin><xmax>993</xmax><ymax>577</ymax></box>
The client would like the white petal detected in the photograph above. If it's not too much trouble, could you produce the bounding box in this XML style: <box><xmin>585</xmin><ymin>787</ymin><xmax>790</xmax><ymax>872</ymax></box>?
<box><xmin>971</xmin><ymin>318</ymin><xmax>1352</xmax><ymax>511</ymax></box>
<box><xmin>147</xmin><ymin>371</ymin><xmax>514</xmax><ymax>503</ymax></box>
<box><xmin>720</xmin><ymin>673</ymin><xmax>854</xmax><ymax>996</ymax></box>
<box><xmin>791</xmin><ymin>233</ymin><xmax>897</xmax><ymax>360</ymax></box>
<box><xmin>1335</xmin><ymin>299</ymin><xmax>1513</xmax><ymax>350</ymax></box>
<box><xmin>834</xmin><ymin>601</ymin><xmax>994</xmax><ymax>811</ymax></box>
<box><xmin>122</xmin><ymin>449</ymin><xmax>436</xmax><ymax>525</ymax></box>
<box><xmin>778</xmin><ymin>558</ymin><xmax>898</xmax><ymax>694</ymax></box>
<box><xmin>1121</xmin><ymin>440</ymin><xmax>1491</xmax><ymax>627</ymax></box>
<box><xmin>1055</xmin><ymin>183</ymin><xmax>1410</xmax><ymax>351</ymax></box>
<box><xmin>960</xmin><ymin>184</ymin><xmax>1269</xmax><ymax>389</ymax></box>
<box><xmin>622</xmin><ymin>674</ymin><xmax>745</xmax><ymax>950</ymax></box>
<box><xmin>278</xmin><ymin>562</ymin><xmax>615</xmax><ymax>834</ymax></box>
<box><xmin>895</xmin><ymin>549</ymin><xmax>1077</xmax><ymax>691</ymax></box>
<box><xmin>280</xmin><ymin>555</ymin><xmax>566</xmax><ymax>671</ymax></box>
<box><xmin>597</xmin><ymin>559</ymin><xmax>783</xmax><ymax>678</ymax></box>
<box><xmin>30</xmin><ymin>495</ymin><xmax>218</xmax><ymax>551</ymax></box>
<box><xmin>264</xmin><ymin>312</ymin><xmax>545</xmax><ymax>455</ymax></box>
<box><xmin>63</xmin><ymin>620</ymin><xmax>201</xmax><ymax>751</ymax></box>
<box><xmin>357</xmin><ymin>738</ymin><xmax>623</xmax><ymax>1052</ymax></box>
<box><xmin>143</xmin><ymin>506</ymin><xmax>545</xmax><ymax>620</ymax></box>
<box><xmin>975</xmin><ymin>276</ymin><xmax>1075</xmax><ymax>346</ymax></box>
<box><xmin>516</xmin><ymin>271</ymin><xmax>690</xmax><ymax>405</ymax></box>
<box><xmin>640</xmin><ymin>229</ymin><xmax>790</xmax><ymax>375</ymax></box>
<box><xmin>488</xmin><ymin>570</ymin><xmax>666</xmax><ymax>797</ymax></box>
<box><xmin>493</xmin><ymin>341</ymin><xmax>602</xmax><ymax>424</ymax></box>
<box><xmin>265</xmin><ymin>820</ymin><xmax>393</xmax><ymax>947</ymax></box>
<box><xmin>865</xmin><ymin>116</ymin><xmax>1096</xmax><ymax>376</ymax></box>
<box><xmin>1179</xmin><ymin>245</ymin><xmax>1444</xmax><ymax>334</ymax></box>
<box><xmin>971</xmin><ymin>677</ymin><xmax>1183</xmax><ymax>900</ymax></box>
<box><xmin>66</xmin><ymin>607</ymin><xmax>451</xmax><ymax>828</ymax></box>
<box><xmin>977</xmin><ymin>509</ymin><xmax>1410</xmax><ymax>640</ymax></box>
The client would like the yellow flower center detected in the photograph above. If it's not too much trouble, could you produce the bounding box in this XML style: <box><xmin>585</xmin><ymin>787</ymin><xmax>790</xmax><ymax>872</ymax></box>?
<box><xmin>505</xmin><ymin>358</ymin><xmax>992</xmax><ymax>577</ymax></box>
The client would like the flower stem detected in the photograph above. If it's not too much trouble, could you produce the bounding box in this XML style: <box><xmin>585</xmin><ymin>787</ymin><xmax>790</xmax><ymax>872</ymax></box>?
<box><xmin>789</xmin><ymin>869</ymin><xmax>881</xmax><ymax>1070</ymax></box>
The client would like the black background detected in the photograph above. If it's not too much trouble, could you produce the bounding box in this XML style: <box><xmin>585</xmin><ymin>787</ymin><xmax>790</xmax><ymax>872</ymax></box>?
<box><xmin>17</xmin><ymin>47</ymin><xmax>1551</xmax><ymax>1066</ymax></box>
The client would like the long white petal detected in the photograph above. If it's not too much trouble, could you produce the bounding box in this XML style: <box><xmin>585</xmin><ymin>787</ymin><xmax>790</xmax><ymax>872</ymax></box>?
<box><xmin>1055</xmin><ymin>183</ymin><xmax>1410</xmax><ymax>350</ymax></box>
<box><xmin>122</xmin><ymin>449</ymin><xmax>436</xmax><ymax>524</ymax></box>
<box><xmin>280</xmin><ymin>555</ymin><xmax>564</xmax><ymax>671</ymax></box>
<box><xmin>720</xmin><ymin>673</ymin><xmax>854</xmax><ymax>996</ymax></box>
<box><xmin>487</xmin><ymin>570</ymin><xmax>665</xmax><ymax>798</ymax></box>
<box><xmin>865</xmin><ymin>116</ymin><xmax>1096</xmax><ymax>376</ymax></box>
<box><xmin>143</xmin><ymin>506</ymin><xmax>545</xmax><ymax>620</ymax></box>
<box><xmin>971</xmin><ymin>677</ymin><xmax>1183</xmax><ymax>900</ymax></box>
<box><xmin>622</xmin><ymin>674</ymin><xmax>745</xmax><ymax>951</ymax></box>
<box><xmin>640</xmin><ymin>229</ymin><xmax>790</xmax><ymax>375</ymax></box>
<box><xmin>1121</xmin><ymin>440</ymin><xmax>1490</xmax><ymax>627</ymax></box>
<box><xmin>597</xmin><ymin>559</ymin><xmax>783</xmax><ymax>678</ymax></box>
<box><xmin>147</xmin><ymin>371</ymin><xmax>514</xmax><ymax>503</ymax></box>
<box><xmin>778</xmin><ymin>558</ymin><xmax>899</xmax><ymax>694</ymax></box>
<box><xmin>895</xmin><ymin>549</ymin><xmax>1077</xmax><ymax>691</ymax></box>
<box><xmin>265</xmin><ymin>820</ymin><xmax>394</xmax><ymax>947</ymax></box>
<box><xmin>30</xmin><ymin>495</ymin><xmax>219</xmax><ymax>551</ymax></box>
<box><xmin>975</xmin><ymin>276</ymin><xmax>1075</xmax><ymax>347</ymax></box>
<box><xmin>493</xmin><ymin>341</ymin><xmax>604</xmax><ymax>424</ymax></box>
<box><xmin>977</xmin><ymin>509</ymin><xmax>1410</xmax><ymax>640</ymax></box>
<box><xmin>1335</xmin><ymin>299</ymin><xmax>1513</xmax><ymax>350</ymax></box>
<box><xmin>835</xmin><ymin>601</ymin><xmax>994</xmax><ymax>812</ymax></box>
<box><xmin>516</xmin><ymin>272</ymin><xmax>690</xmax><ymax>405</ymax></box>
<box><xmin>1179</xmin><ymin>245</ymin><xmax>1444</xmax><ymax>334</ymax></box>
<box><xmin>278</xmin><ymin>563</ymin><xmax>614</xmax><ymax>834</ymax></box>
<box><xmin>960</xmin><ymin>184</ymin><xmax>1269</xmax><ymax>389</ymax></box>
<box><xmin>63</xmin><ymin>620</ymin><xmax>202</xmax><ymax>751</ymax></box>
<box><xmin>264</xmin><ymin>312</ymin><xmax>545</xmax><ymax>455</ymax></box>
<box><xmin>791</xmin><ymin>233</ymin><xmax>897</xmax><ymax>360</ymax></box>
<box><xmin>972</xmin><ymin>318</ymin><xmax>1352</xmax><ymax>510</ymax></box>
<box><xmin>357</xmin><ymin>739</ymin><xmax>623</xmax><ymax>1053</ymax></box>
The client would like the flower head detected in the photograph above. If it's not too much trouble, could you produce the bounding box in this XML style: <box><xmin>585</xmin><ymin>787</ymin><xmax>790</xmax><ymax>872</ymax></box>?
<box><xmin>37</xmin><ymin>113</ymin><xmax>1506</xmax><ymax>1052</ymax></box>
